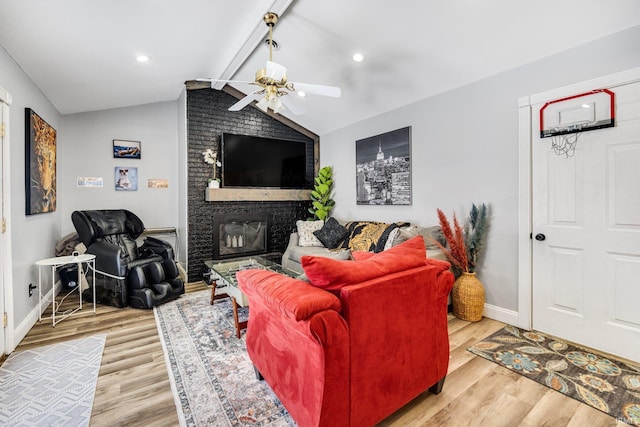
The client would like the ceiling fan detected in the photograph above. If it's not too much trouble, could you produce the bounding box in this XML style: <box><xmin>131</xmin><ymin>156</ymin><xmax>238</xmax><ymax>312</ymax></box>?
<box><xmin>198</xmin><ymin>12</ymin><xmax>341</xmax><ymax>115</ymax></box>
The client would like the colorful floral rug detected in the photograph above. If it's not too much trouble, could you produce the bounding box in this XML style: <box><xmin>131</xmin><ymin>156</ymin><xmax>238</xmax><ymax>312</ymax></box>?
<box><xmin>468</xmin><ymin>325</ymin><xmax>640</xmax><ymax>426</ymax></box>
<box><xmin>154</xmin><ymin>290</ymin><xmax>295</xmax><ymax>427</ymax></box>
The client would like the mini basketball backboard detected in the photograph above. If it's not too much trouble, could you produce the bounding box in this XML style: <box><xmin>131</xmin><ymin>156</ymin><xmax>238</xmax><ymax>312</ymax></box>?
<box><xmin>540</xmin><ymin>89</ymin><xmax>615</xmax><ymax>138</ymax></box>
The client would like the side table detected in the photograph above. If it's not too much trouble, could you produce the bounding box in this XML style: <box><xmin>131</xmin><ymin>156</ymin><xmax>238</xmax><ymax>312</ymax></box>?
<box><xmin>36</xmin><ymin>254</ymin><xmax>96</xmax><ymax>327</ymax></box>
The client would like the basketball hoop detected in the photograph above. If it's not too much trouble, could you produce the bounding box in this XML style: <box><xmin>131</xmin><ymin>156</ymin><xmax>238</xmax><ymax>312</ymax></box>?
<box><xmin>539</xmin><ymin>89</ymin><xmax>615</xmax><ymax>158</ymax></box>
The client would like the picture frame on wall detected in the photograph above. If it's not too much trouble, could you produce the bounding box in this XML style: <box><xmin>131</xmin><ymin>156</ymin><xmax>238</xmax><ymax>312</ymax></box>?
<box><xmin>355</xmin><ymin>126</ymin><xmax>412</xmax><ymax>205</ymax></box>
<box><xmin>25</xmin><ymin>108</ymin><xmax>57</xmax><ymax>215</ymax></box>
<box><xmin>113</xmin><ymin>139</ymin><xmax>141</xmax><ymax>159</ymax></box>
<box><xmin>115</xmin><ymin>166</ymin><xmax>138</xmax><ymax>191</ymax></box>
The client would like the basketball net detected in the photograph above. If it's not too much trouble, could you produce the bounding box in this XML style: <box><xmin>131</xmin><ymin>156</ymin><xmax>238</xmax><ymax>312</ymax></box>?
<box><xmin>548</xmin><ymin>124</ymin><xmax>584</xmax><ymax>158</ymax></box>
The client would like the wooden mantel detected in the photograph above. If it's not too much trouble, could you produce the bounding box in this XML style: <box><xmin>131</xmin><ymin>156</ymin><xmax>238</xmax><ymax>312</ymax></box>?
<box><xmin>205</xmin><ymin>188</ymin><xmax>311</xmax><ymax>202</ymax></box>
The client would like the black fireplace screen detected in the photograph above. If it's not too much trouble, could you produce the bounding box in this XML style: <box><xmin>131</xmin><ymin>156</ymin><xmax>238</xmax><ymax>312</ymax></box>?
<box><xmin>213</xmin><ymin>215</ymin><xmax>269</xmax><ymax>259</ymax></box>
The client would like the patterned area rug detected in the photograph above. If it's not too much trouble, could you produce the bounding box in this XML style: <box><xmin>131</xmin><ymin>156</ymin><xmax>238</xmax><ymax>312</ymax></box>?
<box><xmin>0</xmin><ymin>334</ymin><xmax>106</xmax><ymax>426</ymax></box>
<box><xmin>468</xmin><ymin>325</ymin><xmax>640</xmax><ymax>426</ymax></box>
<box><xmin>154</xmin><ymin>290</ymin><xmax>294</xmax><ymax>427</ymax></box>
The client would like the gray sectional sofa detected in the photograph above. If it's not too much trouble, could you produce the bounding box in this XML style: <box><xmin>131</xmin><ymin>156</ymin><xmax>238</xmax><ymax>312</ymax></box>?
<box><xmin>281</xmin><ymin>220</ymin><xmax>447</xmax><ymax>274</ymax></box>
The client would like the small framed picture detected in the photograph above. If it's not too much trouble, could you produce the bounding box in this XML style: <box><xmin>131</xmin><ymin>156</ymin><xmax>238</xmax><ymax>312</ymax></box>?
<box><xmin>115</xmin><ymin>166</ymin><xmax>138</xmax><ymax>191</ymax></box>
<box><xmin>113</xmin><ymin>139</ymin><xmax>141</xmax><ymax>159</ymax></box>
<box><xmin>148</xmin><ymin>178</ymin><xmax>169</xmax><ymax>188</ymax></box>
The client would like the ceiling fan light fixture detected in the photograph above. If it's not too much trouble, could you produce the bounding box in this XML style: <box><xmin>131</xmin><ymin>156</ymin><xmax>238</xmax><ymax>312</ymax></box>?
<box><xmin>200</xmin><ymin>10</ymin><xmax>340</xmax><ymax>115</ymax></box>
<box><xmin>271</xmin><ymin>98</ymin><xmax>285</xmax><ymax>114</ymax></box>
<box><xmin>256</xmin><ymin>97</ymin><xmax>269</xmax><ymax>112</ymax></box>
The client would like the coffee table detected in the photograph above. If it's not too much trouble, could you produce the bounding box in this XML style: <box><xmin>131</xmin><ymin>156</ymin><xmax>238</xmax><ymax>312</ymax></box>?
<box><xmin>204</xmin><ymin>253</ymin><xmax>299</xmax><ymax>338</ymax></box>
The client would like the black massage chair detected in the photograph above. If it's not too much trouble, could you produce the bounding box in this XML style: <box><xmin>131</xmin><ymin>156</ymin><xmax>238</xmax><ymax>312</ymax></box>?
<box><xmin>71</xmin><ymin>209</ymin><xmax>184</xmax><ymax>308</ymax></box>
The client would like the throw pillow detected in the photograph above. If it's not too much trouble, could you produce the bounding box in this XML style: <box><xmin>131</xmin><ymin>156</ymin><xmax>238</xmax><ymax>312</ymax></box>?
<box><xmin>392</xmin><ymin>225</ymin><xmax>446</xmax><ymax>249</ymax></box>
<box><xmin>313</xmin><ymin>217</ymin><xmax>349</xmax><ymax>249</ymax></box>
<box><xmin>296</xmin><ymin>220</ymin><xmax>324</xmax><ymax>247</ymax></box>
<box><xmin>301</xmin><ymin>236</ymin><xmax>427</xmax><ymax>292</ymax></box>
<box><xmin>341</xmin><ymin>221</ymin><xmax>408</xmax><ymax>252</ymax></box>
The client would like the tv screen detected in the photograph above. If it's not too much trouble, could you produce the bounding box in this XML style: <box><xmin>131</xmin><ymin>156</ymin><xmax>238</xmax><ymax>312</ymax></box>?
<box><xmin>221</xmin><ymin>133</ymin><xmax>312</xmax><ymax>189</ymax></box>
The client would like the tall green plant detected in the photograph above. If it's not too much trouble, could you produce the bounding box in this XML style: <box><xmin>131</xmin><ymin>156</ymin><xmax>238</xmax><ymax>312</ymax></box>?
<box><xmin>309</xmin><ymin>166</ymin><xmax>335</xmax><ymax>221</ymax></box>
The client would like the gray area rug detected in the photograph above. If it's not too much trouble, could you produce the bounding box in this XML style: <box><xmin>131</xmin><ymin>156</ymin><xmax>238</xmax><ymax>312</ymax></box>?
<box><xmin>0</xmin><ymin>334</ymin><xmax>106</xmax><ymax>426</ymax></box>
<box><xmin>154</xmin><ymin>290</ymin><xmax>295</xmax><ymax>427</ymax></box>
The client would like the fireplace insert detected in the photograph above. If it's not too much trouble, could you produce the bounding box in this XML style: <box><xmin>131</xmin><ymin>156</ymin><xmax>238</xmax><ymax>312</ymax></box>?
<box><xmin>212</xmin><ymin>214</ymin><xmax>269</xmax><ymax>259</ymax></box>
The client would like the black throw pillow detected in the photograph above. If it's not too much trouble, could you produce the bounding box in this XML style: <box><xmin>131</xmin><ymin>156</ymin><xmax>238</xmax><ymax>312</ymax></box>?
<box><xmin>313</xmin><ymin>217</ymin><xmax>349</xmax><ymax>249</ymax></box>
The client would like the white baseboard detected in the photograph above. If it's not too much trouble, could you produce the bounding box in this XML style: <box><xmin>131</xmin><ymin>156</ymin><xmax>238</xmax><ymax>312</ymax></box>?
<box><xmin>13</xmin><ymin>281</ymin><xmax>62</xmax><ymax>349</ymax></box>
<box><xmin>483</xmin><ymin>303</ymin><xmax>519</xmax><ymax>326</ymax></box>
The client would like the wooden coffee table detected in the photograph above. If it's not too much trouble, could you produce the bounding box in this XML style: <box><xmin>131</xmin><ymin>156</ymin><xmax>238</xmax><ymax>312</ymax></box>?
<box><xmin>204</xmin><ymin>253</ymin><xmax>298</xmax><ymax>338</ymax></box>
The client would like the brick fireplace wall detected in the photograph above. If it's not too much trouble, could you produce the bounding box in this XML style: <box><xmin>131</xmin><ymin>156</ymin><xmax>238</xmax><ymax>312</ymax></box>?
<box><xmin>187</xmin><ymin>87</ymin><xmax>315</xmax><ymax>282</ymax></box>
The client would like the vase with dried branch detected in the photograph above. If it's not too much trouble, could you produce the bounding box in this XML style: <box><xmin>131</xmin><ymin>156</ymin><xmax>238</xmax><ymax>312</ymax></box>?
<box><xmin>434</xmin><ymin>203</ymin><xmax>489</xmax><ymax>322</ymax></box>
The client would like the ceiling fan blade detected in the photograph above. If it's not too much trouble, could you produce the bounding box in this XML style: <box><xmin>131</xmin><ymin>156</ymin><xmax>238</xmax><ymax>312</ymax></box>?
<box><xmin>228</xmin><ymin>91</ymin><xmax>264</xmax><ymax>111</ymax></box>
<box><xmin>196</xmin><ymin>78</ymin><xmax>254</xmax><ymax>85</ymax></box>
<box><xmin>266</xmin><ymin>61</ymin><xmax>287</xmax><ymax>81</ymax></box>
<box><xmin>289</xmin><ymin>82</ymin><xmax>341</xmax><ymax>98</ymax></box>
<box><xmin>280</xmin><ymin>95</ymin><xmax>306</xmax><ymax>115</ymax></box>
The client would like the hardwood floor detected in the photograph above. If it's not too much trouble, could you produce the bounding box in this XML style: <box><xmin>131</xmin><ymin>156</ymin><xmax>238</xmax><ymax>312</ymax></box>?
<box><xmin>13</xmin><ymin>283</ymin><xmax>624</xmax><ymax>426</ymax></box>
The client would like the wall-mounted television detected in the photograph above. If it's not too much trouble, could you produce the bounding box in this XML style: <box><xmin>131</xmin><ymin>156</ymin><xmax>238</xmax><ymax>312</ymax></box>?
<box><xmin>221</xmin><ymin>133</ymin><xmax>313</xmax><ymax>189</ymax></box>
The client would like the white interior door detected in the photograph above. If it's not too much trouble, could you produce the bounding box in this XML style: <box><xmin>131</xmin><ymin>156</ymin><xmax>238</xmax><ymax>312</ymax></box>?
<box><xmin>531</xmin><ymin>80</ymin><xmax>640</xmax><ymax>362</ymax></box>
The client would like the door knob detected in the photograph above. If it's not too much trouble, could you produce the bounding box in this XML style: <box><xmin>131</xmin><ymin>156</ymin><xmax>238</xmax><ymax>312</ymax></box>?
<box><xmin>535</xmin><ymin>233</ymin><xmax>546</xmax><ymax>241</ymax></box>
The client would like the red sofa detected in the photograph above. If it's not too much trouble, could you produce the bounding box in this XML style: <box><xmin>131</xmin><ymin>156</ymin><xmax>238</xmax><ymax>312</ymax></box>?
<box><xmin>237</xmin><ymin>236</ymin><xmax>454</xmax><ymax>427</ymax></box>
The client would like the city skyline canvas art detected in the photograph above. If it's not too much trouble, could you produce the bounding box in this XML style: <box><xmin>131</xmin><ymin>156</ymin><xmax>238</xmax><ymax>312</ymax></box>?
<box><xmin>355</xmin><ymin>126</ymin><xmax>411</xmax><ymax>205</ymax></box>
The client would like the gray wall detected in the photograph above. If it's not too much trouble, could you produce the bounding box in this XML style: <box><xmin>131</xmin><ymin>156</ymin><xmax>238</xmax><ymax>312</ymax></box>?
<box><xmin>59</xmin><ymin>101</ymin><xmax>180</xmax><ymax>236</ymax></box>
<box><xmin>1</xmin><ymin>45</ymin><xmax>63</xmax><ymax>335</ymax></box>
<box><xmin>320</xmin><ymin>25</ymin><xmax>640</xmax><ymax>313</ymax></box>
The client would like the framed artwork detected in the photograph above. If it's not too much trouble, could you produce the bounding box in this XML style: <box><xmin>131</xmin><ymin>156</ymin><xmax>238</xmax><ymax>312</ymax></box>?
<box><xmin>113</xmin><ymin>139</ymin><xmax>141</xmax><ymax>159</ymax></box>
<box><xmin>25</xmin><ymin>108</ymin><xmax>57</xmax><ymax>215</ymax></box>
<box><xmin>115</xmin><ymin>166</ymin><xmax>138</xmax><ymax>191</ymax></box>
<box><xmin>77</xmin><ymin>177</ymin><xmax>104</xmax><ymax>188</ymax></box>
<box><xmin>355</xmin><ymin>126</ymin><xmax>411</xmax><ymax>205</ymax></box>
<box><xmin>148</xmin><ymin>178</ymin><xmax>169</xmax><ymax>188</ymax></box>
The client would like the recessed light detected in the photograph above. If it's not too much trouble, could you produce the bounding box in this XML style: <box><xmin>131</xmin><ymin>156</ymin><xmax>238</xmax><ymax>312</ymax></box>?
<box><xmin>136</xmin><ymin>55</ymin><xmax>150</xmax><ymax>62</ymax></box>
<box><xmin>297</xmin><ymin>91</ymin><xmax>306</xmax><ymax>97</ymax></box>
<box><xmin>352</xmin><ymin>53</ymin><xmax>364</xmax><ymax>63</ymax></box>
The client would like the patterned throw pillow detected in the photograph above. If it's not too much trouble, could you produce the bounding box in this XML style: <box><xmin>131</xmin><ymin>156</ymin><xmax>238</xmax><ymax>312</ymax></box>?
<box><xmin>341</xmin><ymin>221</ymin><xmax>408</xmax><ymax>252</ymax></box>
<box><xmin>313</xmin><ymin>217</ymin><xmax>349</xmax><ymax>249</ymax></box>
<box><xmin>296</xmin><ymin>220</ymin><xmax>324</xmax><ymax>247</ymax></box>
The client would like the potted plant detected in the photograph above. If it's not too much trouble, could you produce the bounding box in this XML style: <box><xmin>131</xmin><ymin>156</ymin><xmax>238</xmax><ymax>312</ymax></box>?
<box><xmin>308</xmin><ymin>166</ymin><xmax>335</xmax><ymax>221</ymax></box>
<box><xmin>203</xmin><ymin>148</ymin><xmax>222</xmax><ymax>188</ymax></box>
<box><xmin>434</xmin><ymin>203</ymin><xmax>489</xmax><ymax>322</ymax></box>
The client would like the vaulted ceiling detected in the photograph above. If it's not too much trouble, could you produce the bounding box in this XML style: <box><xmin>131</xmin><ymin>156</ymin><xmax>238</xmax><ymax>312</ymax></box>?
<box><xmin>1</xmin><ymin>0</ymin><xmax>639</xmax><ymax>134</ymax></box>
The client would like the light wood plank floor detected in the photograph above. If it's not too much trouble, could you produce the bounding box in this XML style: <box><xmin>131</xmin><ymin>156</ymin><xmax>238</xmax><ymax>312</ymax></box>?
<box><xmin>12</xmin><ymin>283</ymin><xmax>624</xmax><ymax>427</ymax></box>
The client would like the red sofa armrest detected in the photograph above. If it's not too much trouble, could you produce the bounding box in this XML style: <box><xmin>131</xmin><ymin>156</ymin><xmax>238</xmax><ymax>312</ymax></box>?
<box><xmin>237</xmin><ymin>269</ymin><xmax>341</xmax><ymax>321</ymax></box>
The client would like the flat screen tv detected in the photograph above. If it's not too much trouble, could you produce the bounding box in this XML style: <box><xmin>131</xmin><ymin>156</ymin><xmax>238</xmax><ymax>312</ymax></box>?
<box><xmin>221</xmin><ymin>133</ymin><xmax>312</xmax><ymax>189</ymax></box>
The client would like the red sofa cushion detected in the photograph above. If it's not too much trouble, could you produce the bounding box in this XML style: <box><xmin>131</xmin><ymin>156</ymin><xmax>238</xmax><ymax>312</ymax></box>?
<box><xmin>301</xmin><ymin>236</ymin><xmax>427</xmax><ymax>292</ymax></box>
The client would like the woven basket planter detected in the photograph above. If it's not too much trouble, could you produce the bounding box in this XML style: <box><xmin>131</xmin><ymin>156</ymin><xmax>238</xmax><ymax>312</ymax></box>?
<box><xmin>452</xmin><ymin>272</ymin><xmax>485</xmax><ymax>322</ymax></box>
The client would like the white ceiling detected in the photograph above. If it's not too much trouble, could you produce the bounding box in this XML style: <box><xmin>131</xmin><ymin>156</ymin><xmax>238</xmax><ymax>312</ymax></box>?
<box><xmin>1</xmin><ymin>0</ymin><xmax>640</xmax><ymax>134</ymax></box>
